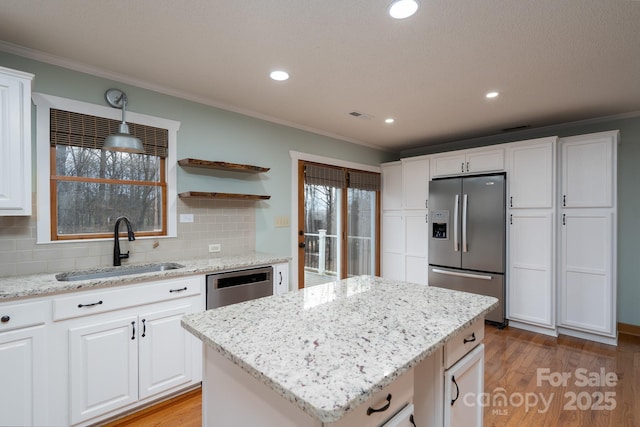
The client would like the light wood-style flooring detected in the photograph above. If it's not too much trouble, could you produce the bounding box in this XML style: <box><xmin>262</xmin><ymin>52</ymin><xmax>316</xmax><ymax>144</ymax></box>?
<box><xmin>102</xmin><ymin>326</ymin><xmax>639</xmax><ymax>427</ymax></box>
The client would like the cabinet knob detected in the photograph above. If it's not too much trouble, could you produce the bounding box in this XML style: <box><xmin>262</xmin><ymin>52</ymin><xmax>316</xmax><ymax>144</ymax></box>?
<box><xmin>1</xmin><ymin>315</ymin><xmax>9</xmax><ymax>323</ymax></box>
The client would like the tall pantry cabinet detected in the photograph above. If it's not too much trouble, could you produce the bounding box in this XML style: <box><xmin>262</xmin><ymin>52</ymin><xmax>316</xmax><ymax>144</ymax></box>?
<box><xmin>381</xmin><ymin>156</ymin><xmax>430</xmax><ymax>285</ymax></box>
<box><xmin>557</xmin><ymin>131</ymin><xmax>618</xmax><ymax>344</ymax></box>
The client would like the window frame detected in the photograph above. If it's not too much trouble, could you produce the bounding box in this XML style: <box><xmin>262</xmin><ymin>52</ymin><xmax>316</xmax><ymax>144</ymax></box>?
<box><xmin>33</xmin><ymin>93</ymin><xmax>180</xmax><ymax>244</ymax></box>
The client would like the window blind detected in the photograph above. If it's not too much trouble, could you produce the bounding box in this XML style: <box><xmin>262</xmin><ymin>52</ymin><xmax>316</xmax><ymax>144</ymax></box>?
<box><xmin>304</xmin><ymin>164</ymin><xmax>347</xmax><ymax>188</ymax></box>
<box><xmin>348</xmin><ymin>171</ymin><xmax>381</xmax><ymax>191</ymax></box>
<box><xmin>50</xmin><ymin>109</ymin><xmax>169</xmax><ymax>158</ymax></box>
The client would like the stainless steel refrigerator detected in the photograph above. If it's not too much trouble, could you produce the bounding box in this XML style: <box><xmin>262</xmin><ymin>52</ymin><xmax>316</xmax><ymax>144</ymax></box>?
<box><xmin>428</xmin><ymin>173</ymin><xmax>506</xmax><ymax>326</ymax></box>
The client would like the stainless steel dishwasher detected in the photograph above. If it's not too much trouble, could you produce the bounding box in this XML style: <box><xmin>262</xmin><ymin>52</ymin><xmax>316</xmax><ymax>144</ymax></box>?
<box><xmin>206</xmin><ymin>266</ymin><xmax>273</xmax><ymax>309</ymax></box>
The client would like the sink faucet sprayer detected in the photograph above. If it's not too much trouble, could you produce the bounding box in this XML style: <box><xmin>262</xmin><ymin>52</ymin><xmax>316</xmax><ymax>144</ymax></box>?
<box><xmin>113</xmin><ymin>216</ymin><xmax>135</xmax><ymax>266</ymax></box>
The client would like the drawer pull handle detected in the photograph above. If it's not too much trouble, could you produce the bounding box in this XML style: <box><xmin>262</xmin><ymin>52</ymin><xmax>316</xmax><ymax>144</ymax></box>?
<box><xmin>463</xmin><ymin>332</ymin><xmax>476</xmax><ymax>344</ymax></box>
<box><xmin>366</xmin><ymin>393</ymin><xmax>392</xmax><ymax>416</ymax></box>
<box><xmin>169</xmin><ymin>287</ymin><xmax>187</xmax><ymax>293</ymax></box>
<box><xmin>77</xmin><ymin>300</ymin><xmax>103</xmax><ymax>308</ymax></box>
<box><xmin>451</xmin><ymin>375</ymin><xmax>460</xmax><ymax>406</ymax></box>
<box><xmin>1</xmin><ymin>315</ymin><xmax>10</xmax><ymax>323</ymax></box>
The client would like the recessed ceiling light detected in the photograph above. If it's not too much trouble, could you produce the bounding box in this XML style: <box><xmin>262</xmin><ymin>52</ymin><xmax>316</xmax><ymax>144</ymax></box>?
<box><xmin>385</xmin><ymin>118</ymin><xmax>395</xmax><ymax>124</ymax></box>
<box><xmin>270</xmin><ymin>70</ymin><xmax>289</xmax><ymax>81</ymax></box>
<box><xmin>388</xmin><ymin>0</ymin><xmax>420</xmax><ymax>19</ymax></box>
<box><xmin>485</xmin><ymin>91</ymin><xmax>499</xmax><ymax>99</ymax></box>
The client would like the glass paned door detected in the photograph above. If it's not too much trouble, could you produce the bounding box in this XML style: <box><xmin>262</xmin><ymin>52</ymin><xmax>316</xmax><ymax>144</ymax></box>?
<box><xmin>298</xmin><ymin>161</ymin><xmax>380</xmax><ymax>288</ymax></box>
<box><xmin>347</xmin><ymin>188</ymin><xmax>377</xmax><ymax>277</ymax></box>
<box><xmin>303</xmin><ymin>182</ymin><xmax>341</xmax><ymax>287</ymax></box>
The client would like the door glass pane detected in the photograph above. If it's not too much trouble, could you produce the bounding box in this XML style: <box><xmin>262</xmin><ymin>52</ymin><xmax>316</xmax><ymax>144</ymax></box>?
<box><xmin>347</xmin><ymin>188</ymin><xmax>377</xmax><ymax>277</ymax></box>
<box><xmin>304</xmin><ymin>183</ymin><xmax>341</xmax><ymax>286</ymax></box>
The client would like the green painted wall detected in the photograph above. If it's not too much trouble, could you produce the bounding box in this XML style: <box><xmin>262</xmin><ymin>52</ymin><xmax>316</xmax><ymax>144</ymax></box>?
<box><xmin>404</xmin><ymin>117</ymin><xmax>640</xmax><ymax>327</ymax></box>
<box><xmin>0</xmin><ymin>51</ymin><xmax>396</xmax><ymax>258</ymax></box>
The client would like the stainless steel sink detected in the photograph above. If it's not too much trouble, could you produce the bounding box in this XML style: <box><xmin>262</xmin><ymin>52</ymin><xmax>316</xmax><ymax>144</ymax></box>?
<box><xmin>55</xmin><ymin>262</ymin><xmax>185</xmax><ymax>281</ymax></box>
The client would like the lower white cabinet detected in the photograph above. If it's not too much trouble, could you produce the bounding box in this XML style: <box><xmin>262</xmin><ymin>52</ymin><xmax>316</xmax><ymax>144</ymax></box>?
<box><xmin>273</xmin><ymin>263</ymin><xmax>290</xmax><ymax>295</ymax></box>
<box><xmin>48</xmin><ymin>276</ymin><xmax>204</xmax><ymax>426</ymax></box>
<box><xmin>507</xmin><ymin>211</ymin><xmax>554</xmax><ymax>329</ymax></box>
<box><xmin>0</xmin><ymin>300</ymin><xmax>49</xmax><ymax>427</ymax></box>
<box><xmin>443</xmin><ymin>344</ymin><xmax>484</xmax><ymax>427</ymax></box>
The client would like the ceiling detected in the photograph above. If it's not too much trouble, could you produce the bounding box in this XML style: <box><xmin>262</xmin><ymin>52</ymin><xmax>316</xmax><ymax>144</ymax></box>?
<box><xmin>1</xmin><ymin>0</ymin><xmax>640</xmax><ymax>152</ymax></box>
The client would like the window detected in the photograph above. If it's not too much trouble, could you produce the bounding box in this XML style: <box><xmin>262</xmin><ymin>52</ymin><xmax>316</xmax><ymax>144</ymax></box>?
<box><xmin>50</xmin><ymin>109</ymin><xmax>168</xmax><ymax>240</ymax></box>
<box><xmin>34</xmin><ymin>94</ymin><xmax>180</xmax><ymax>244</ymax></box>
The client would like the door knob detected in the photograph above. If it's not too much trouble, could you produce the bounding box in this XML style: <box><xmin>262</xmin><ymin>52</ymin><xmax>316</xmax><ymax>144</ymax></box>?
<box><xmin>298</xmin><ymin>242</ymin><xmax>306</xmax><ymax>248</ymax></box>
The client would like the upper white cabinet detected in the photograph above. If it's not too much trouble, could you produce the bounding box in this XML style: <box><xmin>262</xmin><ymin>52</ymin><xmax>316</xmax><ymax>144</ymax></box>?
<box><xmin>381</xmin><ymin>162</ymin><xmax>403</xmax><ymax>211</ymax></box>
<box><xmin>0</xmin><ymin>66</ymin><xmax>33</xmax><ymax>216</ymax></box>
<box><xmin>560</xmin><ymin>132</ymin><xmax>615</xmax><ymax>208</ymax></box>
<box><xmin>506</xmin><ymin>137</ymin><xmax>556</xmax><ymax>209</ymax></box>
<box><xmin>431</xmin><ymin>147</ymin><xmax>504</xmax><ymax>178</ymax></box>
<box><xmin>402</xmin><ymin>156</ymin><xmax>430</xmax><ymax>209</ymax></box>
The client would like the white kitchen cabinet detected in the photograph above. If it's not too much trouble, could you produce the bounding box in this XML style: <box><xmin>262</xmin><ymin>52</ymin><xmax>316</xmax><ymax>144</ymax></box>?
<box><xmin>443</xmin><ymin>344</ymin><xmax>484</xmax><ymax>427</ymax></box>
<box><xmin>431</xmin><ymin>147</ymin><xmax>503</xmax><ymax>178</ymax></box>
<box><xmin>558</xmin><ymin>211</ymin><xmax>615</xmax><ymax>337</ymax></box>
<box><xmin>404</xmin><ymin>212</ymin><xmax>429</xmax><ymax>285</ymax></box>
<box><xmin>0</xmin><ymin>66</ymin><xmax>33</xmax><ymax>216</ymax></box>
<box><xmin>506</xmin><ymin>137</ymin><xmax>556</xmax><ymax>209</ymax></box>
<box><xmin>382</xmin><ymin>212</ymin><xmax>405</xmax><ymax>281</ymax></box>
<box><xmin>69</xmin><ymin>315</ymin><xmax>139</xmax><ymax>424</ymax></box>
<box><xmin>0</xmin><ymin>300</ymin><xmax>49</xmax><ymax>427</ymax></box>
<box><xmin>508</xmin><ymin>211</ymin><xmax>554</xmax><ymax>329</ymax></box>
<box><xmin>49</xmin><ymin>276</ymin><xmax>204</xmax><ymax>426</ymax></box>
<box><xmin>557</xmin><ymin>131</ymin><xmax>617</xmax><ymax>345</ymax></box>
<box><xmin>561</xmin><ymin>132</ymin><xmax>615</xmax><ymax>208</ymax></box>
<box><xmin>402</xmin><ymin>156</ymin><xmax>430</xmax><ymax>210</ymax></box>
<box><xmin>273</xmin><ymin>263</ymin><xmax>290</xmax><ymax>295</ymax></box>
<box><xmin>382</xmin><ymin>162</ymin><xmax>403</xmax><ymax>211</ymax></box>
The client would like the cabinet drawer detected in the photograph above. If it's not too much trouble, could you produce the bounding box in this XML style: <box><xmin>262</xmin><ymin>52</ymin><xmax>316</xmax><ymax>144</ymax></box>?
<box><xmin>0</xmin><ymin>300</ymin><xmax>49</xmax><ymax>332</ymax></box>
<box><xmin>330</xmin><ymin>369</ymin><xmax>413</xmax><ymax>427</ymax></box>
<box><xmin>443</xmin><ymin>319</ymin><xmax>484</xmax><ymax>369</ymax></box>
<box><xmin>53</xmin><ymin>276</ymin><xmax>202</xmax><ymax>321</ymax></box>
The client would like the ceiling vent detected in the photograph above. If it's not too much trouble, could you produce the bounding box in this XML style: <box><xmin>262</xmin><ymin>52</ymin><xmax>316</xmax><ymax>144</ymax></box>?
<box><xmin>348</xmin><ymin>111</ymin><xmax>374</xmax><ymax>120</ymax></box>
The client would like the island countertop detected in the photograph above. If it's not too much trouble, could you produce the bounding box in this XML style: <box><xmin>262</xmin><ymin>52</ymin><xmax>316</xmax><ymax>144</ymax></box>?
<box><xmin>181</xmin><ymin>275</ymin><xmax>498</xmax><ymax>423</ymax></box>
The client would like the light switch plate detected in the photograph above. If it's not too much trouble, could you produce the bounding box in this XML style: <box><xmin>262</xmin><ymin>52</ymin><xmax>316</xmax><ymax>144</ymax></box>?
<box><xmin>275</xmin><ymin>216</ymin><xmax>290</xmax><ymax>227</ymax></box>
<box><xmin>208</xmin><ymin>244</ymin><xmax>221</xmax><ymax>253</ymax></box>
<box><xmin>180</xmin><ymin>213</ymin><xmax>194</xmax><ymax>223</ymax></box>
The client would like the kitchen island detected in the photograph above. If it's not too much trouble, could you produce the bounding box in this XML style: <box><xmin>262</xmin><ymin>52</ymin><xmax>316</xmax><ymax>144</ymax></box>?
<box><xmin>182</xmin><ymin>276</ymin><xmax>498</xmax><ymax>426</ymax></box>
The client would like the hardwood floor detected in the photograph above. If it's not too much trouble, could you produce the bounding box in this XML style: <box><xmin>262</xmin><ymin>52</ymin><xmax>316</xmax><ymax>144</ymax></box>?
<box><xmin>101</xmin><ymin>327</ymin><xmax>639</xmax><ymax>427</ymax></box>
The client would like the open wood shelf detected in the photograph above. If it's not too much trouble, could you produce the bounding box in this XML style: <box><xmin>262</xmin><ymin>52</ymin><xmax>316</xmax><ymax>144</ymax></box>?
<box><xmin>178</xmin><ymin>158</ymin><xmax>270</xmax><ymax>173</ymax></box>
<box><xmin>178</xmin><ymin>191</ymin><xmax>271</xmax><ymax>200</ymax></box>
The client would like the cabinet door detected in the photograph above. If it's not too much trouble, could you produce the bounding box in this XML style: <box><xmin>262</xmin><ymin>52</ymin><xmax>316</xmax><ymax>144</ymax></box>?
<box><xmin>0</xmin><ymin>68</ymin><xmax>33</xmax><ymax>216</ymax></box>
<box><xmin>561</xmin><ymin>134</ymin><xmax>615</xmax><ymax>208</ymax></box>
<box><xmin>274</xmin><ymin>263</ymin><xmax>289</xmax><ymax>295</ymax></box>
<box><xmin>466</xmin><ymin>148</ymin><xmax>504</xmax><ymax>174</ymax></box>
<box><xmin>139</xmin><ymin>305</ymin><xmax>194</xmax><ymax>400</ymax></box>
<box><xmin>508</xmin><ymin>211</ymin><xmax>554</xmax><ymax>327</ymax></box>
<box><xmin>0</xmin><ymin>326</ymin><xmax>46</xmax><ymax>427</ymax></box>
<box><xmin>432</xmin><ymin>153</ymin><xmax>466</xmax><ymax>177</ymax></box>
<box><xmin>382</xmin><ymin>162</ymin><xmax>403</xmax><ymax>210</ymax></box>
<box><xmin>508</xmin><ymin>139</ymin><xmax>555</xmax><ymax>209</ymax></box>
<box><xmin>69</xmin><ymin>315</ymin><xmax>138</xmax><ymax>425</ymax></box>
<box><xmin>443</xmin><ymin>344</ymin><xmax>484</xmax><ymax>427</ymax></box>
<box><xmin>382</xmin><ymin>213</ymin><xmax>405</xmax><ymax>281</ymax></box>
<box><xmin>402</xmin><ymin>157</ymin><xmax>430</xmax><ymax>209</ymax></box>
<box><xmin>405</xmin><ymin>212</ymin><xmax>428</xmax><ymax>285</ymax></box>
<box><xmin>559</xmin><ymin>211</ymin><xmax>614</xmax><ymax>335</ymax></box>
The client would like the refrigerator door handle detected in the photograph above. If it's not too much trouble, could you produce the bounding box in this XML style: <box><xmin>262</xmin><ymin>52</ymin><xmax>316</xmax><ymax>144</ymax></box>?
<box><xmin>453</xmin><ymin>194</ymin><xmax>459</xmax><ymax>252</ymax></box>
<box><xmin>462</xmin><ymin>194</ymin><xmax>468</xmax><ymax>253</ymax></box>
<box><xmin>431</xmin><ymin>268</ymin><xmax>493</xmax><ymax>281</ymax></box>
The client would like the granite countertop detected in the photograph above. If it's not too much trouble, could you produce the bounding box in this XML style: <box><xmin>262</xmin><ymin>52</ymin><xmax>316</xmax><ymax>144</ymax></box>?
<box><xmin>0</xmin><ymin>252</ymin><xmax>290</xmax><ymax>301</ymax></box>
<box><xmin>181</xmin><ymin>275</ymin><xmax>498</xmax><ymax>423</ymax></box>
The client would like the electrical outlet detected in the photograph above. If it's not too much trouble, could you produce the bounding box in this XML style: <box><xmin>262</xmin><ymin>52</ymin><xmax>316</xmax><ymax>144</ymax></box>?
<box><xmin>208</xmin><ymin>243</ymin><xmax>221</xmax><ymax>253</ymax></box>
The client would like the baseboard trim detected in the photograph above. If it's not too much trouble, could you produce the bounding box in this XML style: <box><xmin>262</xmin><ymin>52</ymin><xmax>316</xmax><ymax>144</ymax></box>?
<box><xmin>618</xmin><ymin>322</ymin><xmax>640</xmax><ymax>337</ymax></box>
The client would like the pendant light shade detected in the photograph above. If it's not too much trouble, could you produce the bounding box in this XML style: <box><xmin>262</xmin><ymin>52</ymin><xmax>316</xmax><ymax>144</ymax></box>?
<box><xmin>103</xmin><ymin>88</ymin><xmax>144</xmax><ymax>154</ymax></box>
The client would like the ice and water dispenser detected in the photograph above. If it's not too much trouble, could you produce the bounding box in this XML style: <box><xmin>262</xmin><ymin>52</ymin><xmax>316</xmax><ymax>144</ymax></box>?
<box><xmin>431</xmin><ymin>210</ymin><xmax>449</xmax><ymax>239</ymax></box>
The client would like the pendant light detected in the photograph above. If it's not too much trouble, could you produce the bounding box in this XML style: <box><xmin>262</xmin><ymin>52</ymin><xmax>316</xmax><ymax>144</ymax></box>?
<box><xmin>103</xmin><ymin>88</ymin><xmax>144</xmax><ymax>153</ymax></box>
